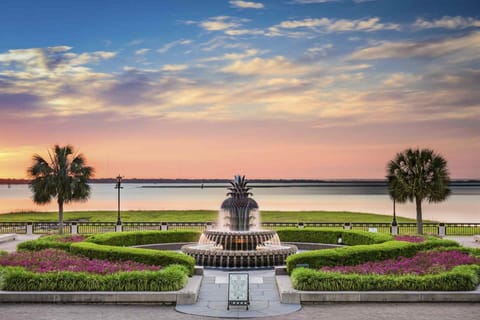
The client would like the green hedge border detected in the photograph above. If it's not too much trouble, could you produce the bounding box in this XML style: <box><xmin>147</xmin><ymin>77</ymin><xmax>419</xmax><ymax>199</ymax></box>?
<box><xmin>276</xmin><ymin>228</ymin><xmax>393</xmax><ymax>245</ymax></box>
<box><xmin>291</xmin><ymin>264</ymin><xmax>480</xmax><ymax>291</ymax></box>
<box><xmin>86</xmin><ymin>230</ymin><xmax>201</xmax><ymax>246</ymax></box>
<box><xmin>0</xmin><ymin>264</ymin><xmax>188</xmax><ymax>291</ymax></box>
<box><xmin>17</xmin><ymin>231</ymin><xmax>200</xmax><ymax>275</ymax></box>
<box><xmin>286</xmin><ymin>238</ymin><xmax>460</xmax><ymax>272</ymax></box>
<box><xmin>70</xmin><ymin>242</ymin><xmax>195</xmax><ymax>275</ymax></box>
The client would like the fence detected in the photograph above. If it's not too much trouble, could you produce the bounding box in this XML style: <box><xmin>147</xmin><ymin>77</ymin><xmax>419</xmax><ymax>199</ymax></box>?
<box><xmin>0</xmin><ymin>221</ymin><xmax>478</xmax><ymax>236</ymax></box>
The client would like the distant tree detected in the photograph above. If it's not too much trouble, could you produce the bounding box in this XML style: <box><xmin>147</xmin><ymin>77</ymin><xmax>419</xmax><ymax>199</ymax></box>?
<box><xmin>27</xmin><ymin>145</ymin><xmax>94</xmax><ymax>234</ymax></box>
<box><xmin>387</xmin><ymin>148</ymin><xmax>450</xmax><ymax>235</ymax></box>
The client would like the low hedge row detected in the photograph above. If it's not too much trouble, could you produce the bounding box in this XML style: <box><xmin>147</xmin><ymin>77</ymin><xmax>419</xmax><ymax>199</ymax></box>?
<box><xmin>70</xmin><ymin>242</ymin><xmax>195</xmax><ymax>275</ymax></box>
<box><xmin>86</xmin><ymin>230</ymin><xmax>201</xmax><ymax>246</ymax></box>
<box><xmin>286</xmin><ymin>239</ymin><xmax>459</xmax><ymax>272</ymax></box>
<box><xmin>276</xmin><ymin>228</ymin><xmax>392</xmax><ymax>245</ymax></box>
<box><xmin>0</xmin><ymin>264</ymin><xmax>187</xmax><ymax>291</ymax></box>
<box><xmin>291</xmin><ymin>264</ymin><xmax>480</xmax><ymax>291</ymax></box>
<box><xmin>17</xmin><ymin>235</ymin><xmax>77</xmax><ymax>252</ymax></box>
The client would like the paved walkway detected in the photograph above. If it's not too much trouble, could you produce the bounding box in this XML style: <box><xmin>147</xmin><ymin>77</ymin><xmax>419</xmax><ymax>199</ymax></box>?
<box><xmin>176</xmin><ymin>269</ymin><xmax>300</xmax><ymax>318</ymax></box>
<box><xmin>1</xmin><ymin>303</ymin><xmax>480</xmax><ymax>320</ymax></box>
<box><xmin>0</xmin><ymin>234</ymin><xmax>40</xmax><ymax>252</ymax></box>
<box><xmin>445</xmin><ymin>236</ymin><xmax>480</xmax><ymax>248</ymax></box>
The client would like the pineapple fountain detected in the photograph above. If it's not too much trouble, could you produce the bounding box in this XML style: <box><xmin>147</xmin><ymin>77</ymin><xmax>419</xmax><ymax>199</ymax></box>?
<box><xmin>182</xmin><ymin>175</ymin><xmax>297</xmax><ymax>268</ymax></box>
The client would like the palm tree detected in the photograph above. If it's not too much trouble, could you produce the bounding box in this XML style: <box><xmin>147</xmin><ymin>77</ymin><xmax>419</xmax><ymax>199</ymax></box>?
<box><xmin>387</xmin><ymin>148</ymin><xmax>450</xmax><ymax>235</ymax></box>
<box><xmin>27</xmin><ymin>145</ymin><xmax>94</xmax><ymax>234</ymax></box>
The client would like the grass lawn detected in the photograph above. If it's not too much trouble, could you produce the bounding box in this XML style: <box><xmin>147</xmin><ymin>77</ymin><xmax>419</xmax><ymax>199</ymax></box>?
<box><xmin>0</xmin><ymin>210</ymin><xmax>417</xmax><ymax>223</ymax></box>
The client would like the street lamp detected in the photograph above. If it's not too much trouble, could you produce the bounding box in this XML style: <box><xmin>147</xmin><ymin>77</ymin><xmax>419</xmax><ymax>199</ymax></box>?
<box><xmin>115</xmin><ymin>175</ymin><xmax>123</xmax><ymax>226</ymax></box>
<box><xmin>392</xmin><ymin>198</ymin><xmax>398</xmax><ymax>226</ymax></box>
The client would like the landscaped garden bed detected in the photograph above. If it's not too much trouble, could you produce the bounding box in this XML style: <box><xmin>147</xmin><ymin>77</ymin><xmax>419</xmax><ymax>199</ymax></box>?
<box><xmin>287</xmin><ymin>233</ymin><xmax>480</xmax><ymax>291</ymax></box>
<box><xmin>0</xmin><ymin>231</ymin><xmax>200</xmax><ymax>292</ymax></box>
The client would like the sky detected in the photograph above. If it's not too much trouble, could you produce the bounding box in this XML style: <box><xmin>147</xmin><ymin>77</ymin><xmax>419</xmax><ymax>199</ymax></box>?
<box><xmin>0</xmin><ymin>0</ymin><xmax>479</xmax><ymax>179</ymax></box>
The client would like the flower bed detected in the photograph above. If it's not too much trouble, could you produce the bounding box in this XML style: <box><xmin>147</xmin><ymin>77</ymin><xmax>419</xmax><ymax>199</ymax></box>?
<box><xmin>320</xmin><ymin>250</ymin><xmax>480</xmax><ymax>275</ymax></box>
<box><xmin>394</xmin><ymin>235</ymin><xmax>426</xmax><ymax>243</ymax></box>
<box><xmin>0</xmin><ymin>249</ymin><xmax>161</xmax><ymax>274</ymax></box>
<box><xmin>286</xmin><ymin>238</ymin><xmax>459</xmax><ymax>272</ymax></box>
<box><xmin>55</xmin><ymin>235</ymin><xmax>87</xmax><ymax>243</ymax></box>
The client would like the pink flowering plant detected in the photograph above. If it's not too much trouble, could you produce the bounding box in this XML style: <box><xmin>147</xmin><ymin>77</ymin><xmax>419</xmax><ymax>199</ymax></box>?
<box><xmin>54</xmin><ymin>235</ymin><xmax>87</xmax><ymax>243</ymax></box>
<box><xmin>320</xmin><ymin>250</ymin><xmax>480</xmax><ymax>275</ymax></box>
<box><xmin>0</xmin><ymin>249</ymin><xmax>161</xmax><ymax>274</ymax></box>
<box><xmin>394</xmin><ymin>235</ymin><xmax>426</xmax><ymax>243</ymax></box>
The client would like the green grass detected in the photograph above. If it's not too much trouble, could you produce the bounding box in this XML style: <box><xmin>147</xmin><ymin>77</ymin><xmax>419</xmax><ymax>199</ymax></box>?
<box><xmin>0</xmin><ymin>210</ymin><xmax>418</xmax><ymax>223</ymax></box>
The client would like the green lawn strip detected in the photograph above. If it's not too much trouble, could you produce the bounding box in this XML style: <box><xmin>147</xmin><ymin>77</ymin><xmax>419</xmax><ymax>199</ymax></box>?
<box><xmin>291</xmin><ymin>264</ymin><xmax>480</xmax><ymax>291</ymax></box>
<box><xmin>0</xmin><ymin>210</ymin><xmax>419</xmax><ymax>223</ymax></box>
<box><xmin>286</xmin><ymin>238</ymin><xmax>460</xmax><ymax>272</ymax></box>
<box><xmin>0</xmin><ymin>264</ymin><xmax>188</xmax><ymax>291</ymax></box>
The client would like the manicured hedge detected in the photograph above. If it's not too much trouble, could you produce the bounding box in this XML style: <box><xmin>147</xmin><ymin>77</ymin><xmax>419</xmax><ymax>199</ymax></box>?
<box><xmin>286</xmin><ymin>239</ymin><xmax>459</xmax><ymax>272</ymax></box>
<box><xmin>291</xmin><ymin>264</ymin><xmax>480</xmax><ymax>291</ymax></box>
<box><xmin>0</xmin><ymin>264</ymin><xmax>187</xmax><ymax>291</ymax></box>
<box><xmin>86</xmin><ymin>230</ymin><xmax>201</xmax><ymax>246</ymax></box>
<box><xmin>17</xmin><ymin>235</ymin><xmax>78</xmax><ymax>252</ymax></box>
<box><xmin>70</xmin><ymin>242</ymin><xmax>195</xmax><ymax>275</ymax></box>
<box><xmin>277</xmin><ymin>228</ymin><xmax>393</xmax><ymax>245</ymax></box>
<box><xmin>0</xmin><ymin>250</ymin><xmax>6</xmax><ymax>256</ymax></box>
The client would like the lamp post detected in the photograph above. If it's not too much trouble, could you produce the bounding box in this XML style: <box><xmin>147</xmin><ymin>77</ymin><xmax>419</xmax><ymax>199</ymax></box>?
<box><xmin>115</xmin><ymin>175</ymin><xmax>123</xmax><ymax>226</ymax></box>
<box><xmin>392</xmin><ymin>198</ymin><xmax>397</xmax><ymax>226</ymax></box>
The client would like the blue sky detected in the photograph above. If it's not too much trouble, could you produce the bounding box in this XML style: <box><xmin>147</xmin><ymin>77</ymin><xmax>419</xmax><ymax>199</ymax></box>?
<box><xmin>0</xmin><ymin>0</ymin><xmax>479</xmax><ymax>179</ymax></box>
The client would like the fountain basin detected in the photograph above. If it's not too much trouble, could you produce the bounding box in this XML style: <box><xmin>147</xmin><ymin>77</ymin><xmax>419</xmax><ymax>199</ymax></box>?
<box><xmin>182</xmin><ymin>243</ymin><xmax>297</xmax><ymax>269</ymax></box>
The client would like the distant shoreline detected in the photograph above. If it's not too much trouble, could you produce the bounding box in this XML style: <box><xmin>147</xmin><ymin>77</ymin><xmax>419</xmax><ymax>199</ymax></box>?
<box><xmin>1</xmin><ymin>178</ymin><xmax>480</xmax><ymax>186</ymax></box>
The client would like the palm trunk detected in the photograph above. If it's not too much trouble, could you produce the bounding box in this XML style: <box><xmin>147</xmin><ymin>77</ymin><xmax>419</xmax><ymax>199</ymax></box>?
<box><xmin>58</xmin><ymin>199</ymin><xmax>64</xmax><ymax>235</ymax></box>
<box><xmin>415</xmin><ymin>196</ymin><xmax>423</xmax><ymax>235</ymax></box>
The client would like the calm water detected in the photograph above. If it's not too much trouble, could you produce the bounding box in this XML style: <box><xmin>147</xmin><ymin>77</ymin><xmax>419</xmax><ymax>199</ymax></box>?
<box><xmin>0</xmin><ymin>183</ymin><xmax>479</xmax><ymax>223</ymax></box>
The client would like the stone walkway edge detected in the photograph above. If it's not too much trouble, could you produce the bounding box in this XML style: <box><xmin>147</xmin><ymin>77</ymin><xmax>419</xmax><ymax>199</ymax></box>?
<box><xmin>276</xmin><ymin>275</ymin><xmax>480</xmax><ymax>303</ymax></box>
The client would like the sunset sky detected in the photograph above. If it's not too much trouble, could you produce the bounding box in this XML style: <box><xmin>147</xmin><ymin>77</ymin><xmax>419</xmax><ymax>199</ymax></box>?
<box><xmin>0</xmin><ymin>0</ymin><xmax>479</xmax><ymax>179</ymax></box>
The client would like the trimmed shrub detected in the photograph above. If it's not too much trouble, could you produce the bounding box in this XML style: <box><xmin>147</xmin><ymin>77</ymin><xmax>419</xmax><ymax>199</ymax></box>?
<box><xmin>286</xmin><ymin>239</ymin><xmax>460</xmax><ymax>272</ymax></box>
<box><xmin>277</xmin><ymin>228</ymin><xmax>392</xmax><ymax>245</ymax></box>
<box><xmin>0</xmin><ymin>250</ymin><xmax>7</xmax><ymax>256</ymax></box>
<box><xmin>70</xmin><ymin>242</ymin><xmax>195</xmax><ymax>275</ymax></box>
<box><xmin>86</xmin><ymin>230</ymin><xmax>201</xmax><ymax>246</ymax></box>
<box><xmin>17</xmin><ymin>235</ymin><xmax>77</xmax><ymax>252</ymax></box>
<box><xmin>0</xmin><ymin>264</ymin><xmax>187</xmax><ymax>291</ymax></box>
<box><xmin>291</xmin><ymin>264</ymin><xmax>480</xmax><ymax>291</ymax></box>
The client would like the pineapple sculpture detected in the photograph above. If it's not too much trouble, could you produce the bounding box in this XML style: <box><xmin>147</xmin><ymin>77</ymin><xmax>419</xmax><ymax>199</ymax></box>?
<box><xmin>221</xmin><ymin>175</ymin><xmax>259</xmax><ymax>231</ymax></box>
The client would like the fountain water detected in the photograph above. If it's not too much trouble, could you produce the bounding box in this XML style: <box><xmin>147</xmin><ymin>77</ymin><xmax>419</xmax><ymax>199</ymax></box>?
<box><xmin>182</xmin><ymin>175</ymin><xmax>297</xmax><ymax>268</ymax></box>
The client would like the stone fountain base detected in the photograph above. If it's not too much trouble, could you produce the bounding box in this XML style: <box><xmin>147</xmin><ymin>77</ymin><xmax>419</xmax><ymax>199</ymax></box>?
<box><xmin>181</xmin><ymin>230</ymin><xmax>297</xmax><ymax>269</ymax></box>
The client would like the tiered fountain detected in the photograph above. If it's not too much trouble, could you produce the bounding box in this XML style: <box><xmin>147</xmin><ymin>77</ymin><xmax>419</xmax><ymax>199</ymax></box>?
<box><xmin>182</xmin><ymin>175</ymin><xmax>297</xmax><ymax>268</ymax></box>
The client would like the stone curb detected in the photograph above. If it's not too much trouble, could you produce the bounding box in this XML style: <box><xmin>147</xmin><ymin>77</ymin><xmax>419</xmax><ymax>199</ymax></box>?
<box><xmin>0</xmin><ymin>234</ymin><xmax>16</xmax><ymax>243</ymax></box>
<box><xmin>0</xmin><ymin>275</ymin><xmax>202</xmax><ymax>304</ymax></box>
<box><xmin>276</xmin><ymin>275</ymin><xmax>480</xmax><ymax>303</ymax></box>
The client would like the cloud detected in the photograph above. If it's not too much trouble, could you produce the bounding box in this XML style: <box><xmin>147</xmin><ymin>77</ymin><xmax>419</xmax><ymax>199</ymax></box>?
<box><xmin>292</xmin><ymin>0</ymin><xmax>339</xmax><ymax>3</ymax></box>
<box><xmin>0</xmin><ymin>92</ymin><xmax>42</xmax><ymax>114</ymax></box>
<box><xmin>135</xmin><ymin>48</ymin><xmax>150</xmax><ymax>55</ymax></box>
<box><xmin>277</xmin><ymin>17</ymin><xmax>400</xmax><ymax>32</ymax></box>
<box><xmin>201</xmin><ymin>49</ymin><xmax>260</xmax><ymax>62</ymax></box>
<box><xmin>162</xmin><ymin>64</ymin><xmax>188</xmax><ymax>72</ymax></box>
<box><xmin>305</xmin><ymin>44</ymin><xmax>333</xmax><ymax>57</ymax></box>
<box><xmin>158</xmin><ymin>39</ymin><xmax>192</xmax><ymax>53</ymax></box>
<box><xmin>225</xmin><ymin>29</ymin><xmax>264</xmax><ymax>36</ymax></box>
<box><xmin>0</xmin><ymin>46</ymin><xmax>116</xmax><ymax>78</ymax></box>
<box><xmin>200</xmin><ymin>16</ymin><xmax>241</xmax><ymax>31</ymax></box>
<box><xmin>350</xmin><ymin>32</ymin><xmax>480</xmax><ymax>62</ymax></box>
<box><xmin>220</xmin><ymin>56</ymin><xmax>308</xmax><ymax>76</ymax></box>
<box><xmin>382</xmin><ymin>73</ymin><xmax>420</xmax><ymax>87</ymax></box>
<box><xmin>414</xmin><ymin>16</ymin><xmax>480</xmax><ymax>30</ymax></box>
<box><xmin>229</xmin><ymin>1</ymin><xmax>264</xmax><ymax>9</ymax></box>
